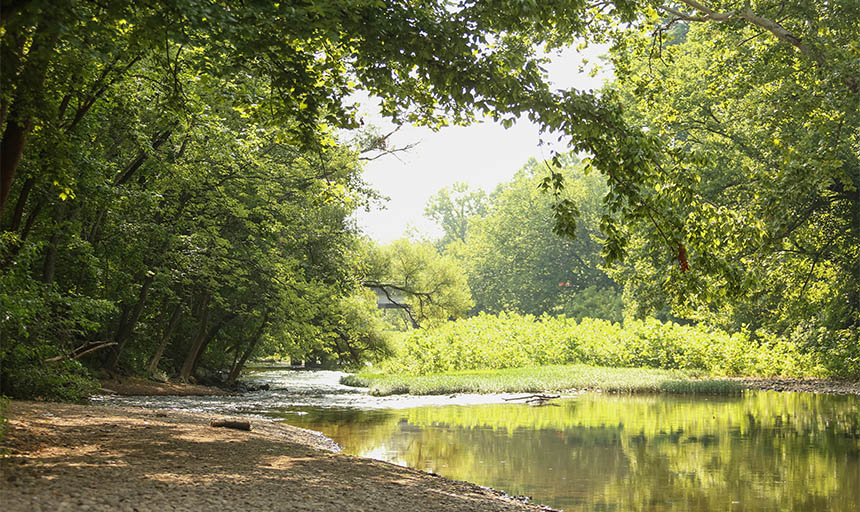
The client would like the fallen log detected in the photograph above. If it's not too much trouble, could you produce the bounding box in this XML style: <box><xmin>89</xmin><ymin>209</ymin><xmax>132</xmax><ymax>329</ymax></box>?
<box><xmin>210</xmin><ymin>419</ymin><xmax>251</xmax><ymax>431</ymax></box>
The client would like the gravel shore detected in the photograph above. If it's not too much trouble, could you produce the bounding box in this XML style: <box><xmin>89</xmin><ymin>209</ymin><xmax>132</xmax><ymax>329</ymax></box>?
<box><xmin>1</xmin><ymin>401</ymin><xmax>552</xmax><ymax>512</ymax></box>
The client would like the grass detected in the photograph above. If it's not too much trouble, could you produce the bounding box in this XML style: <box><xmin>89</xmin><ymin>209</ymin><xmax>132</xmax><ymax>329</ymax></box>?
<box><xmin>340</xmin><ymin>364</ymin><xmax>745</xmax><ymax>396</ymax></box>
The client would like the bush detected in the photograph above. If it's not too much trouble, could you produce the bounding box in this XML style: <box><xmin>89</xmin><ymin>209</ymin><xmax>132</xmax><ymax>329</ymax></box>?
<box><xmin>1</xmin><ymin>239</ymin><xmax>108</xmax><ymax>401</ymax></box>
<box><xmin>380</xmin><ymin>312</ymin><xmax>823</xmax><ymax>377</ymax></box>
<box><xmin>0</xmin><ymin>343</ymin><xmax>99</xmax><ymax>402</ymax></box>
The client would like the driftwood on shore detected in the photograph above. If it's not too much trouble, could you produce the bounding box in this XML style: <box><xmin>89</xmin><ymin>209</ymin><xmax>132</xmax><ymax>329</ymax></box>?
<box><xmin>210</xmin><ymin>419</ymin><xmax>252</xmax><ymax>431</ymax></box>
<box><xmin>503</xmin><ymin>394</ymin><xmax>560</xmax><ymax>406</ymax></box>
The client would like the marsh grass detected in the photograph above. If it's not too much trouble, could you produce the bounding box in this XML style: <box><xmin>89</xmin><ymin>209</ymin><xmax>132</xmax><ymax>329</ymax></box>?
<box><xmin>341</xmin><ymin>364</ymin><xmax>745</xmax><ymax>396</ymax></box>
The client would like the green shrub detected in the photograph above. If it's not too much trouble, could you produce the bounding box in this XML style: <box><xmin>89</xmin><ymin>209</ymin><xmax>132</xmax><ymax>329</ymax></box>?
<box><xmin>379</xmin><ymin>312</ymin><xmax>822</xmax><ymax>377</ymax></box>
<box><xmin>0</xmin><ymin>343</ymin><xmax>99</xmax><ymax>402</ymax></box>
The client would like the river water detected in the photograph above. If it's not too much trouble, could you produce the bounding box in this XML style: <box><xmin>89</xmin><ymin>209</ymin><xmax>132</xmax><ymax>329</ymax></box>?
<box><xmin>95</xmin><ymin>369</ymin><xmax>860</xmax><ymax>511</ymax></box>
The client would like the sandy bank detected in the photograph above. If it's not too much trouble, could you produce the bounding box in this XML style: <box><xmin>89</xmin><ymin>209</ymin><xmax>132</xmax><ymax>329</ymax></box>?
<box><xmin>1</xmin><ymin>401</ymin><xmax>551</xmax><ymax>512</ymax></box>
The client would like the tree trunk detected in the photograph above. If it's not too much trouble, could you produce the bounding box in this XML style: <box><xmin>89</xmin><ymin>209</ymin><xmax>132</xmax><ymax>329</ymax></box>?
<box><xmin>40</xmin><ymin>203</ymin><xmax>77</xmax><ymax>284</ymax></box>
<box><xmin>146</xmin><ymin>302</ymin><xmax>182</xmax><ymax>374</ymax></box>
<box><xmin>113</xmin><ymin>129</ymin><xmax>173</xmax><ymax>186</ymax></box>
<box><xmin>0</xmin><ymin>27</ymin><xmax>58</xmax><ymax>214</ymax></box>
<box><xmin>106</xmin><ymin>274</ymin><xmax>155</xmax><ymax>370</ymax></box>
<box><xmin>4</xmin><ymin>176</ymin><xmax>33</xmax><ymax>231</ymax></box>
<box><xmin>226</xmin><ymin>311</ymin><xmax>269</xmax><ymax>387</ymax></box>
<box><xmin>178</xmin><ymin>293</ymin><xmax>210</xmax><ymax>382</ymax></box>
<box><xmin>40</xmin><ymin>230</ymin><xmax>59</xmax><ymax>284</ymax></box>
<box><xmin>187</xmin><ymin>312</ymin><xmax>236</xmax><ymax>378</ymax></box>
<box><xmin>0</xmin><ymin>115</ymin><xmax>31</xmax><ymax>214</ymax></box>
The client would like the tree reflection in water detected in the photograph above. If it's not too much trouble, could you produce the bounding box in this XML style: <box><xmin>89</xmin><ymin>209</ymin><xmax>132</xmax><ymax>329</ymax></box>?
<box><xmin>268</xmin><ymin>391</ymin><xmax>860</xmax><ymax>511</ymax></box>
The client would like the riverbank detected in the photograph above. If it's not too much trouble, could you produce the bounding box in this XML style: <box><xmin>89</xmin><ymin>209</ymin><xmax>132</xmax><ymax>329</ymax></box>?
<box><xmin>1</xmin><ymin>401</ymin><xmax>553</xmax><ymax>512</ymax></box>
<box><xmin>728</xmin><ymin>376</ymin><xmax>860</xmax><ymax>395</ymax></box>
<box><xmin>99</xmin><ymin>376</ymin><xmax>230</xmax><ymax>396</ymax></box>
<box><xmin>343</xmin><ymin>364</ymin><xmax>860</xmax><ymax>396</ymax></box>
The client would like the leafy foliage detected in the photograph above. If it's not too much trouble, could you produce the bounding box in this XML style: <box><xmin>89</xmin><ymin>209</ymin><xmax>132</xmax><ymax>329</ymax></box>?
<box><xmin>435</xmin><ymin>156</ymin><xmax>622</xmax><ymax>320</ymax></box>
<box><xmin>381</xmin><ymin>312</ymin><xmax>824</xmax><ymax>377</ymax></box>
<box><xmin>424</xmin><ymin>182</ymin><xmax>488</xmax><ymax>249</ymax></box>
<box><xmin>601</xmin><ymin>10</ymin><xmax>859</xmax><ymax>375</ymax></box>
<box><xmin>361</xmin><ymin>239</ymin><xmax>474</xmax><ymax>328</ymax></box>
<box><xmin>0</xmin><ymin>35</ymin><xmax>389</xmax><ymax>393</ymax></box>
<box><xmin>2</xmin><ymin>0</ymin><xmax>858</xmax><ymax>397</ymax></box>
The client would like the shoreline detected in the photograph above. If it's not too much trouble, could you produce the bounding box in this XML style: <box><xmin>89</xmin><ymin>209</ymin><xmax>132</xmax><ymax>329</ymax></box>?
<box><xmin>1</xmin><ymin>401</ymin><xmax>553</xmax><ymax>512</ymax></box>
<box><xmin>98</xmin><ymin>377</ymin><xmax>232</xmax><ymax>396</ymax></box>
<box><xmin>3</xmin><ymin>377</ymin><xmax>857</xmax><ymax>511</ymax></box>
<box><xmin>724</xmin><ymin>376</ymin><xmax>860</xmax><ymax>396</ymax></box>
<box><xmin>97</xmin><ymin>374</ymin><xmax>860</xmax><ymax>398</ymax></box>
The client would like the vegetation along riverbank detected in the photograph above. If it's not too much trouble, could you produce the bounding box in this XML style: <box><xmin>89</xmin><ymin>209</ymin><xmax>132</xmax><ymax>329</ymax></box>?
<box><xmin>343</xmin><ymin>313</ymin><xmax>859</xmax><ymax>396</ymax></box>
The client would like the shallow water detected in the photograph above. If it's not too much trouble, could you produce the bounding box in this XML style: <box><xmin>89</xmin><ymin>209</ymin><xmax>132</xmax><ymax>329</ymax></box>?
<box><xmin>97</xmin><ymin>370</ymin><xmax>860</xmax><ymax>511</ymax></box>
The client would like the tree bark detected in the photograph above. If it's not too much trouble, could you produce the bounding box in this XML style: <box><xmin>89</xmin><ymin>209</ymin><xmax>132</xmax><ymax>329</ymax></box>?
<box><xmin>5</xmin><ymin>176</ymin><xmax>34</xmax><ymax>232</ymax></box>
<box><xmin>40</xmin><ymin>230</ymin><xmax>59</xmax><ymax>283</ymax></box>
<box><xmin>106</xmin><ymin>273</ymin><xmax>155</xmax><ymax>370</ymax></box>
<box><xmin>187</xmin><ymin>312</ymin><xmax>237</xmax><ymax>378</ymax></box>
<box><xmin>40</xmin><ymin>203</ymin><xmax>78</xmax><ymax>284</ymax></box>
<box><xmin>146</xmin><ymin>302</ymin><xmax>183</xmax><ymax>375</ymax></box>
<box><xmin>113</xmin><ymin>129</ymin><xmax>173</xmax><ymax>186</ymax></box>
<box><xmin>226</xmin><ymin>311</ymin><xmax>269</xmax><ymax>387</ymax></box>
<box><xmin>178</xmin><ymin>293</ymin><xmax>211</xmax><ymax>382</ymax></box>
<box><xmin>0</xmin><ymin>115</ymin><xmax>31</xmax><ymax>214</ymax></box>
<box><xmin>0</xmin><ymin>26</ymin><xmax>58</xmax><ymax>214</ymax></box>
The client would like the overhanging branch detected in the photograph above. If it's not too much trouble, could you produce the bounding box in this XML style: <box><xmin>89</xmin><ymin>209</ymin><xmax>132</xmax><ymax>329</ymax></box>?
<box><xmin>661</xmin><ymin>1</ymin><xmax>823</xmax><ymax>67</ymax></box>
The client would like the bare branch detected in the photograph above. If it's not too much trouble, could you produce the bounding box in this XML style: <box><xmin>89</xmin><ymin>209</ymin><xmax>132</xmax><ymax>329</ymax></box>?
<box><xmin>356</xmin><ymin>126</ymin><xmax>420</xmax><ymax>162</ymax></box>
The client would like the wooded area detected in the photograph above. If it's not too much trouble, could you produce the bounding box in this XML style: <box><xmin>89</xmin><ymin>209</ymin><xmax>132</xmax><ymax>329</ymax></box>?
<box><xmin>1</xmin><ymin>1</ymin><xmax>857</xmax><ymax>400</ymax></box>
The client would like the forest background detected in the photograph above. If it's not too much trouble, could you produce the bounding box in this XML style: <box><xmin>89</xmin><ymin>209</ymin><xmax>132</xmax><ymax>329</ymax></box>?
<box><xmin>1</xmin><ymin>0</ymin><xmax>857</xmax><ymax>401</ymax></box>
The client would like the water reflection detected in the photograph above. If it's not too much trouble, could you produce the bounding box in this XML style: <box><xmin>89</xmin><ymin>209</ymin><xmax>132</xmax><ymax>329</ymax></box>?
<box><xmin>270</xmin><ymin>392</ymin><xmax>860</xmax><ymax>511</ymax></box>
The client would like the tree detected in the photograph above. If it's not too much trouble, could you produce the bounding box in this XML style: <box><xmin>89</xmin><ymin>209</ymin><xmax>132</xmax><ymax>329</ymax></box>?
<box><xmin>602</xmin><ymin>7</ymin><xmax>859</xmax><ymax>374</ymax></box>
<box><xmin>455</xmin><ymin>155</ymin><xmax>621</xmax><ymax>319</ymax></box>
<box><xmin>361</xmin><ymin>239</ymin><xmax>473</xmax><ymax>329</ymax></box>
<box><xmin>0</xmin><ymin>53</ymin><xmax>383</xmax><ymax>392</ymax></box>
<box><xmin>424</xmin><ymin>182</ymin><xmax>488</xmax><ymax>250</ymax></box>
<box><xmin>0</xmin><ymin>0</ymin><xmax>639</xmax><ymax>215</ymax></box>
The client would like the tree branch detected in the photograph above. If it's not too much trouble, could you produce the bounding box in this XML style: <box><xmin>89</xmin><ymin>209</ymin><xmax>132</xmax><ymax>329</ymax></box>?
<box><xmin>662</xmin><ymin>1</ymin><xmax>823</xmax><ymax>66</ymax></box>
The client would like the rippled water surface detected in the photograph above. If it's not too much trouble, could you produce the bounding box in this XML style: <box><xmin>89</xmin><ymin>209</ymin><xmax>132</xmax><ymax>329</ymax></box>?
<box><xmin>97</xmin><ymin>369</ymin><xmax>860</xmax><ymax>511</ymax></box>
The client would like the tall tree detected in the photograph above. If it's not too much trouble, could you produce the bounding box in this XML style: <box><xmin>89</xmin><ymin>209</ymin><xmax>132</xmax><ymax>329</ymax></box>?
<box><xmin>424</xmin><ymin>182</ymin><xmax>488</xmax><ymax>250</ymax></box>
<box><xmin>602</xmin><ymin>7</ymin><xmax>859</xmax><ymax>373</ymax></box>
<box><xmin>456</xmin><ymin>156</ymin><xmax>621</xmax><ymax>319</ymax></box>
<box><xmin>362</xmin><ymin>239</ymin><xmax>474</xmax><ymax>329</ymax></box>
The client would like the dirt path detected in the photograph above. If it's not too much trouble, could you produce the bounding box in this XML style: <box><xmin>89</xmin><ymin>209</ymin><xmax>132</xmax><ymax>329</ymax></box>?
<box><xmin>1</xmin><ymin>401</ymin><xmax>551</xmax><ymax>512</ymax></box>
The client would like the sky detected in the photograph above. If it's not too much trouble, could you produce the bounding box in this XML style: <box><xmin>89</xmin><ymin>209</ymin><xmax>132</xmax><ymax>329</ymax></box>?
<box><xmin>353</xmin><ymin>45</ymin><xmax>611</xmax><ymax>243</ymax></box>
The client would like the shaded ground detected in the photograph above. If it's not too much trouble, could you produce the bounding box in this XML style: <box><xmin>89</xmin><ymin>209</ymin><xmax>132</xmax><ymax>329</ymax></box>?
<box><xmin>1</xmin><ymin>401</ymin><xmax>552</xmax><ymax>512</ymax></box>
<box><xmin>99</xmin><ymin>377</ymin><xmax>228</xmax><ymax>396</ymax></box>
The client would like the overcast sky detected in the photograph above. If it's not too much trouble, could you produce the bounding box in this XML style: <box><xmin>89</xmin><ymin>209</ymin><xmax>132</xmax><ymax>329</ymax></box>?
<box><xmin>353</xmin><ymin>45</ymin><xmax>611</xmax><ymax>243</ymax></box>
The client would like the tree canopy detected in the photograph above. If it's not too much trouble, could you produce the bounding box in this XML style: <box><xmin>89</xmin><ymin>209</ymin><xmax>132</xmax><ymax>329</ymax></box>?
<box><xmin>2</xmin><ymin>0</ymin><xmax>858</xmax><ymax>396</ymax></box>
<box><xmin>600</xmin><ymin>3</ymin><xmax>859</xmax><ymax>373</ymax></box>
<box><xmin>432</xmin><ymin>157</ymin><xmax>622</xmax><ymax>320</ymax></box>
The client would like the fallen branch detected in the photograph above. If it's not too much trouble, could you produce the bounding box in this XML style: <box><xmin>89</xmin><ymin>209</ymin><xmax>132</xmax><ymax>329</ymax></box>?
<box><xmin>503</xmin><ymin>394</ymin><xmax>560</xmax><ymax>402</ymax></box>
<box><xmin>44</xmin><ymin>341</ymin><xmax>118</xmax><ymax>363</ymax></box>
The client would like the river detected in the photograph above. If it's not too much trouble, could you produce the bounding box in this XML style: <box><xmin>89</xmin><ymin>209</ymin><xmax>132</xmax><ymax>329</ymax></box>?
<box><xmin>94</xmin><ymin>368</ymin><xmax>860</xmax><ymax>511</ymax></box>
